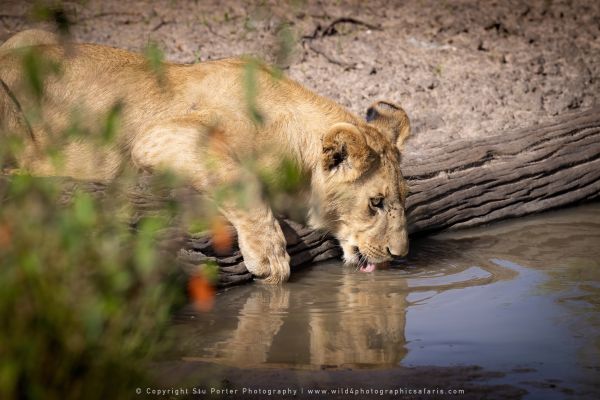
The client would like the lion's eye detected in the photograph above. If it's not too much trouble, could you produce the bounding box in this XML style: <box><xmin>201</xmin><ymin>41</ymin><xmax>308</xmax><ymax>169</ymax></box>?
<box><xmin>369</xmin><ymin>197</ymin><xmax>384</xmax><ymax>210</ymax></box>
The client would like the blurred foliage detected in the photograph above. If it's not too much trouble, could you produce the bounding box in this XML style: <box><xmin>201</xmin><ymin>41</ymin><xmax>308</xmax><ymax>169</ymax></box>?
<box><xmin>267</xmin><ymin>157</ymin><xmax>305</xmax><ymax>195</ymax></box>
<box><xmin>30</xmin><ymin>2</ymin><xmax>72</xmax><ymax>36</ymax></box>
<box><xmin>242</xmin><ymin>57</ymin><xmax>265</xmax><ymax>125</ymax></box>
<box><xmin>20</xmin><ymin>46</ymin><xmax>61</xmax><ymax>104</ymax></box>
<box><xmin>0</xmin><ymin>2</ymin><xmax>307</xmax><ymax>398</ymax></box>
<box><xmin>259</xmin><ymin>156</ymin><xmax>307</xmax><ymax>222</ymax></box>
<box><xmin>0</xmin><ymin>33</ymin><xmax>188</xmax><ymax>400</ymax></box>
<box><xmin>274</xmin><ymin>22</ymin><xmax>295</xmax><ymax>70</ymax></box>
<box><xmin>0</xmin><ymin>175</ymin><xmax>186</xmax><ymax>400</ymax></box>
<box><xmin>101</xmin><ymin>101</ymin><xmax>124</xmax><ymax>144</ymax></box>
<box><xmin>143</xmin><ymin>41</ymin><xmax>166</xmax><ymax>85</ymax></box>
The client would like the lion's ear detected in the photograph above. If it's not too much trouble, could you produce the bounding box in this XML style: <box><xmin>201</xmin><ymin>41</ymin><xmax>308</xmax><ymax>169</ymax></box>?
<box><xmin>322</xmin><ymin>123</ymin><xmax>373</xmax><ymax>181</ymax></box>
<box><xmin>366</xmin><ymin>101</ymin><xmax>411</xmax><ymax>149</ymax></box>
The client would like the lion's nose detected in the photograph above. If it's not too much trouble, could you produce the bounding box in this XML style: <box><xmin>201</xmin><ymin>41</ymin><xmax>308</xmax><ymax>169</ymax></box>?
<box><xmin>388</xmin><ymin>246</ymin><xmax>408</xmax><ymax>257</ymax></box>
<box><xmin>387</xmin><ymin>241</ymin><xmax>408</xmax><ymax>258</ymax></box>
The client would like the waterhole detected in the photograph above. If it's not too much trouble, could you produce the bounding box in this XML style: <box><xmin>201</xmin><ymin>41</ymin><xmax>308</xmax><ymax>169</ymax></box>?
<box><xmin>168</xmin><ymin>203</ymin><xmax>600</xmax><ymax>397</ymax></box>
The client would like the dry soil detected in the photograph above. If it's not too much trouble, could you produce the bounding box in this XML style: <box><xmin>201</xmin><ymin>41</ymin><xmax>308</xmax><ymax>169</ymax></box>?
<box><xmin>2</xmin><ymin>0</ymin><xmax>599</xmax><ymax>149</ymax></box>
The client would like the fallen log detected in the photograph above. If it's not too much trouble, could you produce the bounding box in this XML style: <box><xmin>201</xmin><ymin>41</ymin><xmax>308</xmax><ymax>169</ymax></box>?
<box><xmin>2</xmin><ymin>107</ymin><xmax>599</xmax><ymax>286</ymax></box>
<box><xmin>177</xmin><ymin>219</ymin><xmax>342</xmax><ymax>287</ymax></box>
<box><xmin>403</xmin><ymin>106</ymin><xmax>600</xmax><ymax>233</ymax></box>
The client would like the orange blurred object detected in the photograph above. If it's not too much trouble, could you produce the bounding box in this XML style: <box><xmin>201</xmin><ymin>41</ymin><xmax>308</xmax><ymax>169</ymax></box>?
<box><xmin>0</xmin><ymin>222</ymin><xmax>12</xmax><ymax>250</ymax></box>
<box><xmin>211</xmin><ymin>216</ymin><xmax>233</xmax><ymax>254</ymax></box>
<box><xmin>188</xmin><ymin>275</ymin><xmax>215</xmax><ymax>312</ymax></box>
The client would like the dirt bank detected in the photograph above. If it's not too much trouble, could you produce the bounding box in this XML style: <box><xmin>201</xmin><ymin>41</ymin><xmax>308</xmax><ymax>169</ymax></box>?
<box><xmin>2</xmin><ymin>0</ymin><xmax>599</xmax><ymax>150</ymax></box>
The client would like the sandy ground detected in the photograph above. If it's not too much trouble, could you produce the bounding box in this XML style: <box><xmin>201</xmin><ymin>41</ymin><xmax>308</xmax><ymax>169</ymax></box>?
<box><xmin>2</xmin><ymin>0</ymin><xmax>599</xmax><ymax>150</ymax></box>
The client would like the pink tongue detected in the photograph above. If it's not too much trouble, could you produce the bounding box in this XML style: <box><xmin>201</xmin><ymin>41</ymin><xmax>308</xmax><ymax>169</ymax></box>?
<box><xmin>360</xmin><ymin>262</ymin><xmax>377</xmax><ymax>273</ymax></box>
<box><xmin>359</xmin><ymin>261</ymin><xmax>391</xmax><ymax>273</ymax></box>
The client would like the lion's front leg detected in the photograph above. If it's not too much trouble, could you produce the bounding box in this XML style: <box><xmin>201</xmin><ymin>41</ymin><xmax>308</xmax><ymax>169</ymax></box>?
<box><xmin>222</xmin><ymin>203</ymin><xmax>291</xmax><ymax>284</ymax></box>
<box><xmin>132</xmin><ymin>114</ymin><xmax>291</xmax><ymax>284</ymax></box>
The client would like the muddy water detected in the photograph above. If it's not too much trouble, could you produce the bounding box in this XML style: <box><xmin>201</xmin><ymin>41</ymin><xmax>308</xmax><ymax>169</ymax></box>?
<box><xmin>170</xmin><ymin>203</ymin><xmax>600</xmax><ymax>398</ymax></box>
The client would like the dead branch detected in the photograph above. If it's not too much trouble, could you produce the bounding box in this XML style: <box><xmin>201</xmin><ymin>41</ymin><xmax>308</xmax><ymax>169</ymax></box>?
<box><xmin>151</xmin><ymin>19</ymin><xmax>173</xmax><ymax>32</ymax></box>
<box><xmin>304</xmin><ymin>42</ymin><xmax>356</xmax><ymax>70</ymax></box>
<box><xmin>76</xmin><ymin>11</ymin><xmax>145</xmax><ymax>23</ymax></box>
<box><xmin>303</xmin><ymin>16</ymin><xmax>382</xmax><ymax>40</ymax></box>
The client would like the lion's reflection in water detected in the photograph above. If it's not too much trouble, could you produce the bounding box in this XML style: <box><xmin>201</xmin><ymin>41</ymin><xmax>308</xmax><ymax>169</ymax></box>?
<box><xmin>174</xmin><ymin>273</ymin><xmax>408</xmax><ymax>368</ymax></box>
<box><xmin>171</xmin><ymin>238</ymin><xmax>505</xmax><ymax>369</ymax></box>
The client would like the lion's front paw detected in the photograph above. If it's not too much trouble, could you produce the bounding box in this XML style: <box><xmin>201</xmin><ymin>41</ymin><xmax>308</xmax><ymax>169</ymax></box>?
<box><xmin>229</xmin><ymin>207</ymin><xmax>292</xmax><ymax>284</ymax></box>
<box><xmin>255</xmin><ymin>251</ymin><xmax>291</xmax><ymax>285</ymax></box>
<box><xmin>240</xmin><ymin>240</ymin><xmax>291</xmax><ymax>284</ymax></box>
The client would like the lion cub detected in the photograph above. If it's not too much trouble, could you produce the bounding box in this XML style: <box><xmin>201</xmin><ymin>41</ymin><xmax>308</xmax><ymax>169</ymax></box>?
<box><xmin>0</xmin><ymin>30</ymin><xmax>411</xmax><ymax>283</ymax></box>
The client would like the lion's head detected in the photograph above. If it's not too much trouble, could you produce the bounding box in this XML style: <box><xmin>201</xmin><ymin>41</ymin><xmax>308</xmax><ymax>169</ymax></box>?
<box><xmin>309</xmin><ymin>101</ymin><xmax>411</xmax><ymax>271</ymax></box>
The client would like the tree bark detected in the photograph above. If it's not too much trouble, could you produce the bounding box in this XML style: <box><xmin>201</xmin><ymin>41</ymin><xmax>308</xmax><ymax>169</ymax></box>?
<box><xmin>403</xmin><ymin>106</ymin><xmax>600</xmax><ymax>233</ymax></box>
<box><xmin>2</xmin><ymin>107</ymin><xmax>599</xmax><ymax>286</ymax></box>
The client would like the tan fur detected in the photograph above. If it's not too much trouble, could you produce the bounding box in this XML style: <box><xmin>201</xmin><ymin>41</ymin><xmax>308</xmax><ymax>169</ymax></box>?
<box><xmin>0</xmin><ymin>30</ymin><xmax>411</xmax><ymax>283</ymax></box>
